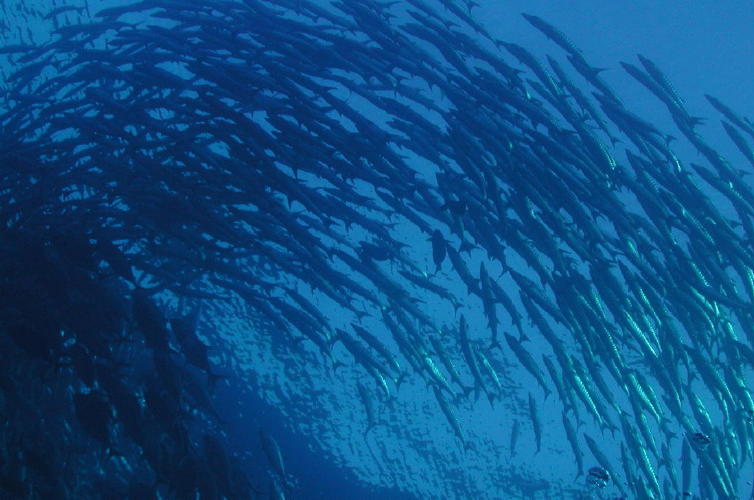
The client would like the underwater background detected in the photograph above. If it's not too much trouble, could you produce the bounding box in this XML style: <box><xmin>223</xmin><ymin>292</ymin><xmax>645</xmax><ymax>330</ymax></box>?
<box><xmin>2</xmin><ymin>1</ymin><xmax>754</xmax><ymax>499</ymax></box>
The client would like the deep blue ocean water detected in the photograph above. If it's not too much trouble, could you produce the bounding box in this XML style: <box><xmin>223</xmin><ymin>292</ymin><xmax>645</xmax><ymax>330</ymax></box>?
<box><xmin>1</xmin><ymin>1</ymin><xmax>753</xmax><ymax>499</ymax></box>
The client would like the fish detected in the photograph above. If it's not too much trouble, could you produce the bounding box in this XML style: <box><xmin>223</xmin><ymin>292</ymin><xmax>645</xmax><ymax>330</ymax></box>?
<box><xmin>4</xmin><ymin>1</ymin><xmax>754</xmax><ymax>498</ymax></box>
<box><xmin>509</xmin><ymin>418</ymin><xmax>520</xmax><ymax>458</ymax></box>
<box><xmin>458</xmin><ymin>315</ymin><xmax>492</xmax><ymax>404</ymax></box>
<box><xmin>432</xmin><ymin>385</ymin><xmax>469</xmax><ymax>452</ymax></box>
<box><xmin>357</xmin><ymin>382</ymin><xmax>379</xmax><ymax>437</ymax></box>
<box><xmin>503</xmin><ymin>333</ymin><xmax>551</xmax><ymax>399</ymax></box>
<box><xmin>561</xmin><ymin>412</ymin><xmax>584</xmax><ymax>478</ymax></box>
<box><xmin>527</xmin><ymin>392</ymin><xmax>542</xmax><ymax>454</ymax></box>
<box><xmin>430</xmin><ymin>229</ymin><xmax>447</xmax><ymax>272</ymax></box>
<box><xmin>260</xmin><ymin>430</ymin><xmax>286</xmax><ymax>481</ymax></box>
<box><xmin>170</xmin><ymin>311</ymin><xmax>225</xmax><ymax>387</ymax></box>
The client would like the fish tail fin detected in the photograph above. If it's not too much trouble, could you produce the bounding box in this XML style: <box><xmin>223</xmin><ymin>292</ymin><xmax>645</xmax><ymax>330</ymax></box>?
<box><xmin>451</xmin><ymin>299</ymin><xmax>463</xmax><ymax>314</ymax></box>
<box><xmin>208</xmin><ymin>371</ymin><xmax>228</xmax><ymax>390</ymax></box>
<box><xmin>364</xmin><ymin>424</ymin><xmax>374</xmax><ymax>442</ymax></box>
<box><xmin>458</xmin><ymin>239</ymin><xmax>475</xmax><ymax>254</ymax></box>
<box><xmin>353</xmin><ymin>309</ymin><xmax>370</xmax><ymax>322</ymax></box>
<box><xmin>517</xmin><ymin>325</ymin><xmax>529</xmax><ymax>343</ymax></box>
<box><xmin>543</xmin><ymin>385</ymin><xmax>552</xmax><ymax>401</ymax></box>
<box><xmin>574</xmin><ymin>467</ymin><xmax>583</xmax><ymax>479</ymax></box>
<box><xmin>461</xmin><ymin>385</ymin><xmax>474</xmax><ymax>400</ymax></box>
<box><xmin>394</xmin><ymin>371</ymin><xmax>407</xmax><ymax>391</ymax></box>
<box><xmin>488</xmin><ymin>337</ymin><xmax>502</xmax><ymax>351</ymax></box>
<box><xmin>462</xmin><ymin>439</ymin><xmax>473</xmax><ymax>454</ymax></box>
<box><xmin>364</xmin><ymin>429</ymin><xmax>381</xmax><ymax>464</ymax></box>
<box><xmin>462</xmin><ymin>384</ymin><xmax>481</xmax><ymax>403</ymax></box>
<box><xmin>486</xmin><ymin>390</ymin><xmax>495</xmax><ymax>407</ymax></box>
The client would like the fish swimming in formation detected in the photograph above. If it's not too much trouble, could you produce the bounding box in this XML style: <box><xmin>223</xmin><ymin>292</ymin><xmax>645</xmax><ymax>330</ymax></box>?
<box><xmin>0</xmin><ymin>1</ymin><xmax>753</xmax><ymax>498</ymax></box>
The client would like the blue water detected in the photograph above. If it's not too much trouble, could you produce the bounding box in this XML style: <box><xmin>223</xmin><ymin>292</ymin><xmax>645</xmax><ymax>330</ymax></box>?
<box><xmin>1</xmin><ymin>1</ymin><xmax>753</xmax><ymax>499</ymax></box>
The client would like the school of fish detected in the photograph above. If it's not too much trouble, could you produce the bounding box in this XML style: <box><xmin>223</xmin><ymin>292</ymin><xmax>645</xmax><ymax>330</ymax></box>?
<box><xmin>2</xmin><ymin>0</ymin><xmax>754</xmax><ymax>498</ymax></box>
